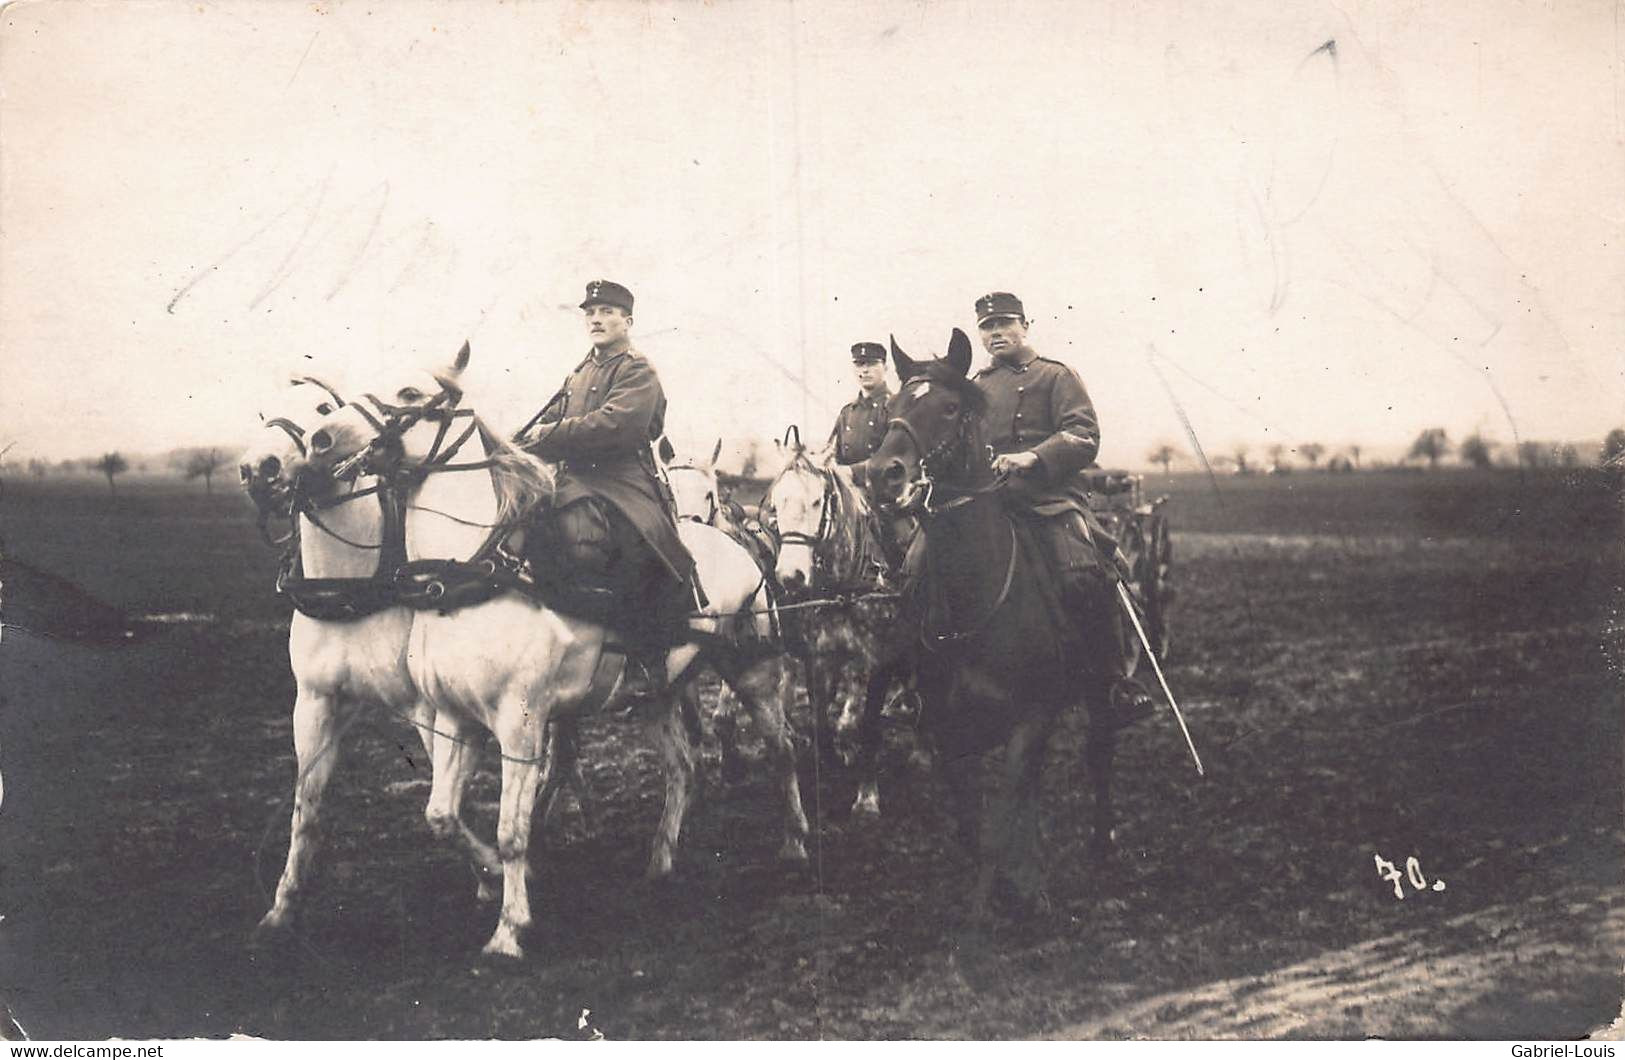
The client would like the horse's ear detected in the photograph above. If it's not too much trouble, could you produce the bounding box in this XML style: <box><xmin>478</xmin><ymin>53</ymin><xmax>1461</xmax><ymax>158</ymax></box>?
<box><xmin>890</xmin><ymin>334</ymin><xmax>920</xmax><ymax>380</ymax></box>
<box><xmin>656</xmin><ymin>435</ymin><xmax>675</xmax><ymax>464</ymax></box>
<box><xmin>710</xmin><ymin>438</ymin><xmax>722</xmax><ymax>467</ymax></box>
<box><xmin>452</xmin><ymin>340</ymin><xmax>471</xmax><ymax>374</ymax></box>
<box><xmin>946</xmin><ymin>328</ymin><xmax>972</xmax><ymax>377</ymax></box>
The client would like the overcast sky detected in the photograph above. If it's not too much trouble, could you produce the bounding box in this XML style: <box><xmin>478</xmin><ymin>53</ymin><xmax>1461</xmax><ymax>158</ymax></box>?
<box><xmin>2</xmin><ymin>0</ymin><xmax>1620</xmax><ymax>471</ymax></box>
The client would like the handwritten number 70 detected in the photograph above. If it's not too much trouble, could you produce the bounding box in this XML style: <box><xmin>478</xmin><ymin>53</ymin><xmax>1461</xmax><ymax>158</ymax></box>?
<box><xmin>1373</xmin><ymin>853</ymin><xmax>1447</xmax><ymax>899</ymax></box>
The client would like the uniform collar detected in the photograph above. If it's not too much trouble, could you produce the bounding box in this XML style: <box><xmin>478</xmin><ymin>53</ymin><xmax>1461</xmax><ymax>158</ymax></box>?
<box><xmin>585</xmin><ymin>342</ymin><xmax>636</xmax><ymax>367</ymax></box>
<box><xmin>987</xmin><ymin>351</ymin><xmax>1038</xmax><ymax>373</ymax></box>
<box><xmin>854</xmin><ymin>385</ymin><xmax>891</xmax><ymax>405</ymax></box>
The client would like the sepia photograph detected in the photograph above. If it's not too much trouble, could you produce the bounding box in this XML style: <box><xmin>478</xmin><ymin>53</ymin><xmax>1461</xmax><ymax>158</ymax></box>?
<box><xmin>0</xmin><ymin>0</ymin><xmax>1620</xmax><ymax>1041</ymax></box>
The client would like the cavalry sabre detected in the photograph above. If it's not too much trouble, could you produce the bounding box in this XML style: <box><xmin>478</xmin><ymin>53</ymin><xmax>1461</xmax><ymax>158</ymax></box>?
<box><xmin>1116</xmin><ymin>581</ymin><xmax>1205</xmax><ymax>777</ymax></box>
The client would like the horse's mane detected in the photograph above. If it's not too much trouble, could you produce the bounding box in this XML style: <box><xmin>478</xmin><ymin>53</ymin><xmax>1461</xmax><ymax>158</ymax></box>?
<box><xmin>475</xmin><ymin>420</ymin><xmax>557</xmax><ymax>524</ymax></box>
<box><xmin>827</xmin><ymin>460</ymin><xmax>875</xmax><ymax>522</ymax></box>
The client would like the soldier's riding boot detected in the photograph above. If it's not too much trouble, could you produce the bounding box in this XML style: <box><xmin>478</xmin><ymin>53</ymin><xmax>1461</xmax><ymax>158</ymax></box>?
<box><xmin>1099</xmin><ymin>601</ymin><xmax>1156</xmax><ymax>730</ymax></box>
<box><xmin>1045</xmin><ymin>512</ymin><xmax>1154</xmax><ymax>731</ymax></box>
<box><xmin>617</xmin><ymin>562</ymin><xmax>695</xmax><ymax>706</ymax></box>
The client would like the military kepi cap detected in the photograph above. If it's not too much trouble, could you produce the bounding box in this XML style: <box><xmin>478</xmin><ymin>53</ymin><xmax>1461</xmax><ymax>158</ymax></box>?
<box><xmin>976</xmin><ymin>291</ymin><xmax>1025</xmax><ymax>325</ymax></box>
<box><xmin>850</xmin><ymin>341</ymin><xmax>887</xmax><ymax>364</ymax></box>
<box><xmin>580</xmin><ymin>279</ymin><xmax>634</xmax><ymax>313</ymax></box>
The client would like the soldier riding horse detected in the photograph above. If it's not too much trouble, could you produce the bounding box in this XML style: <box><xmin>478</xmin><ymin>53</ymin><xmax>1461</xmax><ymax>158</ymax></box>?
<box><xmin>866</xmin><ymin>329</ymin><xmax>1130</xmax><ymax>919</ymax></box>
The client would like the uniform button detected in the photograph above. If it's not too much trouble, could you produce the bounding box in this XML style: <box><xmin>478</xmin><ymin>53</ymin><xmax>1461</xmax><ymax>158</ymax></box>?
<box><xmin>1017</xmin><ymin>386</ymin><xmax>1025</xmax><ymax>392</ymax></box>
<box><xmin>1015</xmin><ymin>412</ymin><xmax>1024</xmax><ymax>419</ymax></box>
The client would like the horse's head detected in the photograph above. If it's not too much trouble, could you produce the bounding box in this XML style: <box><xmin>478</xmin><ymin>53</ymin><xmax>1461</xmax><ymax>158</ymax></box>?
<box><xmin>239</xmin><ymin>373</ymin><xmax>353</xmax><ymax>515</ymax></box>
<box><xmin>286</xmin><ymin>341</ymin><xmax>553</xmax><ymax>527</ymax></box>
<box><xmin>865</xmin><ymin>329</ymin><xmax>987</xmax><ymax>511</ymax></box>
<box><xmin>291</xmin><ymin>341</ymin><xmax>472</xmax><ymax>482</ymax></box>
<box><xmin>666</xmin><ymin>438</ymin><xmax>723</xmax><ymax>526</ymax></box>
<box><xmin>764</xmin><ymin>429</ymin><xmax>840</xmax><ymax>596</ymax></box>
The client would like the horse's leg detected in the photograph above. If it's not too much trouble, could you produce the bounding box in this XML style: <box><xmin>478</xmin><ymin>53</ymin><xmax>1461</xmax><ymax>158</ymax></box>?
<box><xmin>967</xmin><ymin>717</ymin><xmax>1050</xmax><ymax>921</ymax></box>
<box><xmin>713</xmin><ymin>651</ymin><xmax>809</xmax><ymax>863</ymax></box>
<box><xmin>483</xmin><ymin>697</ymin><xmax>548</xmax><ymax>960</ymax></box>
<box><xmin>644</xmin><ymin>687</ymin><xmax>699</xmax><ymax>881</ymax></box>
<box><xmin>535</xmin><ymin>719</ymin><xmax>589</xmax><ymax>839</ymax></box>
<box><xmin>800</xmin><ymin>651</ymin><xmax>838</xmax><ymax>765</ymax></box>
<box><xmin>842</xmin><ymin>662</ymin><xmax>893</xmax><ymax>818</ymax></box>
<box><xmin>257</xmin><ymin>688</ymin><xmax>357</xmax><ymax>939</ymax></box>
<box><xmin>422</xmin><ymin>709</ymin><xmax>502</xmax><ymax>904</ymax></box>
<box><xmin>712</xmin><ymin>685</ymin><xmax>749</xmax><ymax>786</ymax></box>
<box><xmin>1085</xmin><ymin>680</ymin><xmax>1118</xmax><ymax>862</ymax></box>
<box><xmin>1002</xmin><ymin>713</ymin><xmax>1058</xmax><ymax>915</ymax></box>
<box><xmin>935</xmin><ymin>737</ymin><xmax>982</xmax><ymax>856</ymax></box>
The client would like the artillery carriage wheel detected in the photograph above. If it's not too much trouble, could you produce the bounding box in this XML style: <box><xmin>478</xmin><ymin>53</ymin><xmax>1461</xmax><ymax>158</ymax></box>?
<box><xmin>1136</xmin><ymin>506</ymin><xmax>1172</xmax><ymax>663</ymax></box>
<box><xmin>1085</xmin><ymin>469</ymin><xmax>1174</xmax><ymax>668</ymax></box>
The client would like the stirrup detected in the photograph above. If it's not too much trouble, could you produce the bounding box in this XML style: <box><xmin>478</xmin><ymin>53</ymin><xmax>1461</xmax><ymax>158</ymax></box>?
<box><xmin>1108</xmin><ymin>677</ymin><xmax>1157</xmax><ymax>729</ymax></box>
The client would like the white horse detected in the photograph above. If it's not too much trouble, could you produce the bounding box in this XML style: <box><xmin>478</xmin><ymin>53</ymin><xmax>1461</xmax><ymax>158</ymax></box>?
<box><xmin>763</xmin><ymin>433</ymin><xmax>911</xmax><ymax>816</ymax></box>
<box><xmin>662</xmin><ymin>438</ymin><xmax>798</xmax><ymax>787</ymax></box>
<box><xmin>238</xmin><ymin>376</ymin><xmax>432</xmax><ymax>935</ymax></box>
<box><xmin>238</xmin><ymin>374</ymin><xmax>582</xmax><ymax>940</ymax></box>
<box><xmin>284</xmin><ymin>344</ymin><xmax>807</xmax><ymax>959</ymax></box>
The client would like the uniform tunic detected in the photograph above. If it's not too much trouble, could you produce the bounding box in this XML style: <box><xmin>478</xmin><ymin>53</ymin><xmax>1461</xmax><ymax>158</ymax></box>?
<box><xmin>828</xmin><ymin>387</ymin><xmax>893</xmax><ymax>466</ymax></box>
<box><xmin>529</xmin><ymin>346</ymin><xmax>692</xmax><ymax>581</ymax></box>
<box><xmin>973</xmin><ymin>354</ymin><xmax>1101</xmax><ymax>517</ymax></box>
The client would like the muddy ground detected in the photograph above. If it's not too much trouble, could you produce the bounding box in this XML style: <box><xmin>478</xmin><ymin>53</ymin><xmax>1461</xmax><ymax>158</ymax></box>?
<box><xmin>0</xmin><ymin>473</ymin><xmax>1619</xmax><ymax>1039</ymax></box>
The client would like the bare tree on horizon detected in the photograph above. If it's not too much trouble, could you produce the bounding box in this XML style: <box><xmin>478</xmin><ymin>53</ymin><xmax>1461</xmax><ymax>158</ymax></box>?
<box><xmin>92</xmin><ymin>452</ymin><xmax>129</xmax><ymax>495</ymax></box>
<box><xmin>1460</xmin><ymin>433</ymin><xmax>1497</xmax><ymax>469</ymax></box>
<box><xmin>1146</xmin><ymin>443</ymin><xmax>1181</xmax><ymax>475</ymax></box>
<box><xmin>178</xmin><ymin>447</ymin><xmax>229</xmax><ymax>495</ymax></box>
<box><xmin>1299</xmin><ymin>442</ymin><xmax>1325</xmax><ymax>470</ymax></box>
<box><xmin>1408</xmin><ymin>428</ymin><xmax>1451</xmax><ymax>470</ymax></box>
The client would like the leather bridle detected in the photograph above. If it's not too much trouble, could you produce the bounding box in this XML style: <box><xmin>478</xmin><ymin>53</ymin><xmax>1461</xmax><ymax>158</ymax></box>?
<box><xmin>665</xmin><ymin>463</ymin><xmax>718</xmax><ymax>525</ymax></box>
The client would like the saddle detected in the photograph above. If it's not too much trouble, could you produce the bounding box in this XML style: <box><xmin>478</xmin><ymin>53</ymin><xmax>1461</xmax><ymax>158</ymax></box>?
<box><xmin>901</xmin><ymin>509</ymin><xmax>1079</xmax><ymax>661</ymax></box>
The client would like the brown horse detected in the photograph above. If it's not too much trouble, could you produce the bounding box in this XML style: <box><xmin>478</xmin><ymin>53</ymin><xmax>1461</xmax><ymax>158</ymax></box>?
<box><xmin>865</xmin><ymin>329</ymin><xmax>1120</xmax><ymax>918</ymax></box>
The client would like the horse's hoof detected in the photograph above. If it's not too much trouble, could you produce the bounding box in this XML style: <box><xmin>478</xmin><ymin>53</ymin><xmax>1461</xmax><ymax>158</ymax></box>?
<box><xmin>850</xmin><ymin>786</ymin><xmax>881</xmax><ymax>818</ymax></box>
<box><xmin>249</xmin><ymin>913</ymin><xmax>303</xmax><ymax>963</ymax></box>
<box><xmin>777</xmin><ymin>838</ymin><xmax>809</xmax><ymax>864</ymax></box>
<box><xmin>480</xmin><ymin>926</ymin><xmax>528</xmax><ymax>963</ymax></box>
<box><xmin>476</xmin><ymin>943</ymin><xmax>527</xmax><ymax>969</ymax></box>
<box><xmin>251</xmin><ymin>910</ymin><xmax>293</xmax><ymax>946</ymax></box>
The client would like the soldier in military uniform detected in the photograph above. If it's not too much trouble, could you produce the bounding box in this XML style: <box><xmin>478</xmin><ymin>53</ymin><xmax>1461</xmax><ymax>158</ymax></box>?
<box><xmin>971</xmin><ymin>290</ymin><xmax>1153</xmax><ymax>726</ymax></box>
<box><xmin>828</xmin><ymin>340</ymin><xmax>919</xmax><ymax>571</ymax></box>
<box><xmin>518</xmin><ymin>279</ymin><xmax>694</xmax><ymax>696</ymax></box>
<box><xmin>828</xmin><ymin>341</ymin><xmax>893</xmax><ymax>479</ymax></box>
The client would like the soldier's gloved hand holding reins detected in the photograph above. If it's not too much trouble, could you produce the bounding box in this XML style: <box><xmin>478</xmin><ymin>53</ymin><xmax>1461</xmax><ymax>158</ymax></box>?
<box><xmin>991</xmin><ymin>451</ymin><xmax>1040</xmax><ymax>476</ymax></box>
